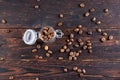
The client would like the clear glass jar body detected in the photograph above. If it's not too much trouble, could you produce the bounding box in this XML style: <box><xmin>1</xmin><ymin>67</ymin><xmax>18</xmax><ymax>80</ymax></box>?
<box><xmin>38</xmin><ymin>26</ymin><xmax>64</xmax><ymax>43</ymax></box>
<box><xmin>23</xmin><ymin>27</ymin><xmax>64</xmax><ymax>45</ymax></box>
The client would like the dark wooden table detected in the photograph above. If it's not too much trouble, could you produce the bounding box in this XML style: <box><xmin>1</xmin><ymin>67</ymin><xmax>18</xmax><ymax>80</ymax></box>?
<box><xmin>0</xmin><ymin>0</ymin><xmax>120</xmax><ymax>80</ymax></box>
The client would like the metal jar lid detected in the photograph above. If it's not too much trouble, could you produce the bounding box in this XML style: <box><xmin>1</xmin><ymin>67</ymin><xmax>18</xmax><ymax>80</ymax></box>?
<box><xmin>22</xmin><ymin>29</ymin><xmax>37</xmax><ymax>45</ymax></box>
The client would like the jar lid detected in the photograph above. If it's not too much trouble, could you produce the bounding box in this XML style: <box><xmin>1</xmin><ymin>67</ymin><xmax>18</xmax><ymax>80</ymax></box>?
<box><xmin>23</xmin><ymin>29</ymin><xmax>37</xmax><ymax>45</ymax></box>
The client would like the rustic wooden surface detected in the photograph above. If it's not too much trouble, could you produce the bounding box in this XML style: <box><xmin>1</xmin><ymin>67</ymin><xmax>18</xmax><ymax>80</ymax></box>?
<box><xmin>0</xmin><ymin>0</ymin><xmax>120</xmax><ymax>80</ymax></box>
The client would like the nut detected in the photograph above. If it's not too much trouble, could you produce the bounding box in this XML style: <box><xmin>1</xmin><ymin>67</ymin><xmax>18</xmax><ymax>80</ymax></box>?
<box><xmin>1</xmin><ymin>19</ymin><xmax>7</xmax><ymax>24</ymax></box>
<box><xmin>63</xmin><ymin>68</ymin><xmax>68</xmax><ymax>72</ymax></box>
<box><xmin>96</xmin><ymin>21</ymin><xmax>101</xmax><ymax>25</ymax></box>
<box><xmin>59</xmin><ymin>13</ymin><xmax>64</xmax><ymax>18</ymax></box>
<box><xmin>60</xmin><ymin>48</ymin><xmax>65</xmax><ymax>53</ymax></box>
<box><xmin>108</xmin><ymin>35</ymin><xmax>113</xmax><ymax>40</ymax></box>
<box><xmin>96</xmin><ymin>28</ymin><xmax>102</xmax><ymax>33</ymax></box>
<box><xmin>79</xmin><ymin>3</ymin><xmax>85</xmax><ymax>8</ymax></box>
<box><xmin>57</xmin><ymin>21</ymin><xmax>63</xmax><ymax>26</ymax></box>
<box><xmin>46</xmin><ymin>53</ymin><xmax>50</xmax><ymax>57</ymax></box>
<box><xmin>70</xmin><ymin>33</ymin><xmax>74</xmax><ymax>39</ymax></box>
<box><xmin>44</xmin><ymin>45</ymin><xmax>49</xmax><ymax>51</ymax></box>
<box><xmin>37</xmin><ymin>44</ymin><xmax>41</xmax><ymax>49</ymax></box>
<box><xmin>32</xmin><ymin>49</ymin><xmax>37</xmax><ymax>53</ymax></box>
<box><xmin>82</xmin><ymin>69</ymin><xmax>86</xmax><ymax>74</ymax></box>
<box><xmin>58</xmin><ymin>57</ymin><xmax>63</xmax><ymax>60</ymax></box>
<box><xmin>69</xmin><ymin>56</ymin><xmax>72</xmax><ymax>61</ymax></box>
<box><xmin>91</xmin><ymin>17</ymin><xmax>96</xmax><ymax>22</ymax></box>
<box><xmin>73</xmin><ymin>66</ymin><xmax>78</xmax><ymax>71</ymax></box>
<box><xmin>104</xmin><ymin>9</ymin><xmax>109</xmax><ymax>13</ymax></box>
<box><xmin>77</xmin><ymin>69</ymin><xmax>82</xmax><ymax>73</ymax></box>
<box><xmin>34</xmin><ymin>5</ymin><xmax>39</xmax><ymax>9</ymax></box>
<box><xmin>89</xmin><ymin>8</ymin><xmax>95</xmax><ymax>12</ymax></box>
<box><xmin>84</xmin><ymin>12</ymin><xmax>90</xmax><ymax>17</ymax></box>
<box><xmin>100</xmin><ymin>37</ymin><xmax>106</xmax><ymax>42</ymax></box>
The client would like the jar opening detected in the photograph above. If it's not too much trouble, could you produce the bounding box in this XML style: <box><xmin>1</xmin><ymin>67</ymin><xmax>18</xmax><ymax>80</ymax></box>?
<box><xmin>39</xmin><ymin>27</ymin><xmax>55</xmax><ymax>43</ymax></box>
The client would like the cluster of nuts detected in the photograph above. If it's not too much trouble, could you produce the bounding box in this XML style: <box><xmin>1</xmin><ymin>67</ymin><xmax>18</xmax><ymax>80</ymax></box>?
<box><xmin>44</xmin><ymin>45</ymin><xmax>53</xmax><ymax>57</ymax></box>
<box><xmin>68</xmin><ymin>51</ymin><xmax>81</xmax><ymax>61</ymax></box>
<box><xmin>63</xmin><ymin>66</ymin><xmax>86</xmax><ymax>77</ymax></box>
<box><xmin>40</xmin><ymin>27</ymin><xmax>55</xmax><ymax>42</ymax></box>
<box><xmin>74</xmin><ymin>25</ymin><xmax>83</xmax><ymax>35</ymax></box>
<box><xmin>32</xmin><ymin>44</ymin><xmax>53</xmax><ymax>59</ymax></box>
<box><xmin>96</xmin><ymin>28</ymin><xmax>113</xmax><ymax>42</ymax></box>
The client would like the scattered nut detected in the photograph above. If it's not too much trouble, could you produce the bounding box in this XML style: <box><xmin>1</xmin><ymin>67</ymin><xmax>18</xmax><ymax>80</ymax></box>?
<box><xmin>34</xmin><ymin>5</ymin><xmax>39</xmax><ymax>9</ymax></box>
<box><xmin>63</xmin><ymin>68</ymin><xmax>68</xmax><ymax>72</ymax></box>
<box><xmin>96</xmin><ymin>21</ymin><xmax>101</xmax><ymax>25</ymax></box>
<box><xmin>39</xmin><ymin>56</ymin><xmax>43</xmax><ymax>59</ymax></box>
<box><xmin>32</xmin><ymin>49</ymin><xmax>37</xmax><ymax>53</ymax></box>
<box><xmin>82</xmin><ymin>69</ymin><xmax>86</xmax><ymax>74</ymax></box>
<box><xmin>74</xmin><ymin>28</ymin><xmax>79</xmax><ymax>32</ymax></box>
<box><xmin>0</xmin><ymin>57</ymin><xmax>5</xmax><ymax>61</ymax></box>
<box><xmin>73</xmin><ymin>66</ymin><xmax>78</xmax><ymax>71</ymax></box>
<box><xmin>60</xmin><ymin>48</ymin><xmax>65</xmax><ymax>53</ymax></box>
<box><xmin>66</xmin><ymin>48</ymin><xmax>70</xmax><ymax>52</ymax></box>
<box><xmin>79</xmin><ymin>42</ymin><xmax>84</xmax><ymax>46</ymax></box>
<box><xmin>84</xmin><ymin>12</ymin><xmax>90</xmax><ymax>17</ymax></box>
<box><xmin>77</xmin><ymin>69</ymin><xmax>82</xmax><ymax>73</ymax></box>
<box><xmin>102</xmin><ymin>32</ymin><xmax>108</xmax><ymax>36</ymax></box>
<box><xmin>74</xmin><ymin>44</ymin><xmax>79</xmax><ymax>47</ymax></box>
<box><xmin>46</xmin><ymin>53</ymin><xmax>50</xmax><ymax>57</ymax></box>
<box><xmin>48</xmin><ymin>50</ymin><xmax>53</xmax><ymax>54</ymax></box>
<box><xmin>57</xmin><ymin>21</ymin><xmax>63</xmax><ymax>26</ymax></box>
<box><xmin>1</xmin><ymin>19</ymin><xmax>7</xmax><ymax>24</ymax></box>
<box><xmin>36</xmin><ymin>77</ymin><xmax>39</xmax><ymax>80</ymax></box>
<box><xmin>44</xmin><ymin>45</ymin><xmax>49</xmax><ymax>51</ymax></box>
<box><xmin>78</xmin><ymin>30</ymin><xmax>83</xmax><ymax>34</ymax></box>
<box><xmin>9</xmin><ymin>76</ymin><xmax>14</xmax><ymax>80</ymax></box>
<box><xmin>78</xmin><ymin>38</ymin><xmax>82</xmax><ymax>42</ymax></box>
<box><xmin>108</xmin><ymin>35</ymin><xmax>113</xmax><ymax>40</ymax></box>
<box><xmin>100</xmin><ymin>37</ymin><xmax>106</xmax><ymax>42</ymax></box>
<box><xmin>89</xmin><ymin>8</ymin><xmax>95</xmax><ymax>12</ymax></box>
<box><xmin>79</xmin><ymin>3</ymin><xmax>85</xmax><ymax>8</ymax></box>
<box><xmin>58</xmin><ymin>57</ymin><xmax>63</xmax><ymax>60</ymax></box>
<box><xmin>104</xmin><ymin>8</ymin><xmax>109</xmax><ymax>13</ymax></box>
<box><xmin>37</xmin><ymin>44</ymin><xmax>41</xmax><ymax>49</ymax></box>
<box><xmin>75</xmin><ymin>52</ymin><xmax>80</xmax><ymax>56</ymax></box>
<box><xmin>59</xmin><ymin>13</ymin><xmax>64</xmax><ymax>18</ymax></box>
<box><xmin>70</xmin><ymin>39</ymin><xmax>74</xmax><ymax>42</ymax></box>
<box><xmin>78</xmin><ymin>25</ymin><xmax>83</xmax><ymax>28</ymax></box>
<box><xmin>88</xmin><ymin>49</ymin><xmax>93</xmax><ymax>53</ymax></box>
<box><xmin>67</xmin><ymin>41</ymin><xmax>72</xmax><ymax>45</ymax></box>
<box><xmin>91</xmin><ymin>17</ymin><xmax>96</xmax><ymax>22</ymax></box>
<box><xmin>73</xmin><ymin>56</ymin><xmax>77</xmax><ymax>60</ymax></box>
<box><xmin>69</xmin><ymin>56</ymin><xmax>72</xmax><ymax>61</ymax></box>
<box><xmin>70</xmin><ymin>33</ymin><xmax>74</xmax><ymax>39</ymax></box>
<box><xmin>83</xmin><ymin>45</ymin><xmax>87</xmax><ymax>50</ymax></box>
<box><xmin>69</xmin><ymin>52</ymin><xmax>74</xmax><ymax>56</ymax></box>
<box><xmin>5</xmin><ymin>29</ymin><xmax>11</xmax><ymax>33</ymax></box>
<box><xmin>78</xmin><ymin>50</ymin><xmax>82</xmax><ymax>54</ymax></box>
<box><xmin>87</xmin><ymin>30</ymin><xmax>92</xmax><ymax>35</ymax></box>
<box><xmin>96</xmin><ymin>28</ymin><xmax>102</xmax><ymax>33</ymax></box>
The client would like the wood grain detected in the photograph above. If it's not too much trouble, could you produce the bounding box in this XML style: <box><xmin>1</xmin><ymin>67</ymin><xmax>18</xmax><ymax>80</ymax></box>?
<box><xmin>0</xmin><ymin>0</ymin><xmax>120</xmax><ymax>80</ymax></box>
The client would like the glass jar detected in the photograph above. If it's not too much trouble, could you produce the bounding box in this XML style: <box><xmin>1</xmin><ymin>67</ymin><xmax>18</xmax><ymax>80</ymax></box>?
<box><xmin>23</xmin><ymin>26</ymin><xmax>64</xmax><ymax>45</ymax></box>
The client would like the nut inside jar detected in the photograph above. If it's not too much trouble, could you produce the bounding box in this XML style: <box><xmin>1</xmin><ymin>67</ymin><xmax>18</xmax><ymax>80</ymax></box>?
<box><xmin>39</xmin><ymin>27</ymin><xmax>55</xmax><ymax>43</ymax></box>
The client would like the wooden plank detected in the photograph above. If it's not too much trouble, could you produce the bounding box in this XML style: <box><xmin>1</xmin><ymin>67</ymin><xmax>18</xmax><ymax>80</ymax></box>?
<box><xmin>0</xmin><ymin>28</ymin><xmax>119</xmax><ymax>80</ymax></box>
<box><xmin>0</xmin><ymin>0</ymin><xmax>120</xmax><ymax>28</ymax></box>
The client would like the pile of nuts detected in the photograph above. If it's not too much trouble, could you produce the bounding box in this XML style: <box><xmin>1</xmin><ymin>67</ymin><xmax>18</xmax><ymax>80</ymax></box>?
<box><xmin>40</xmin><ymin>27</ymin><xmax>55</xmax><ymax>42</ymax></box>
